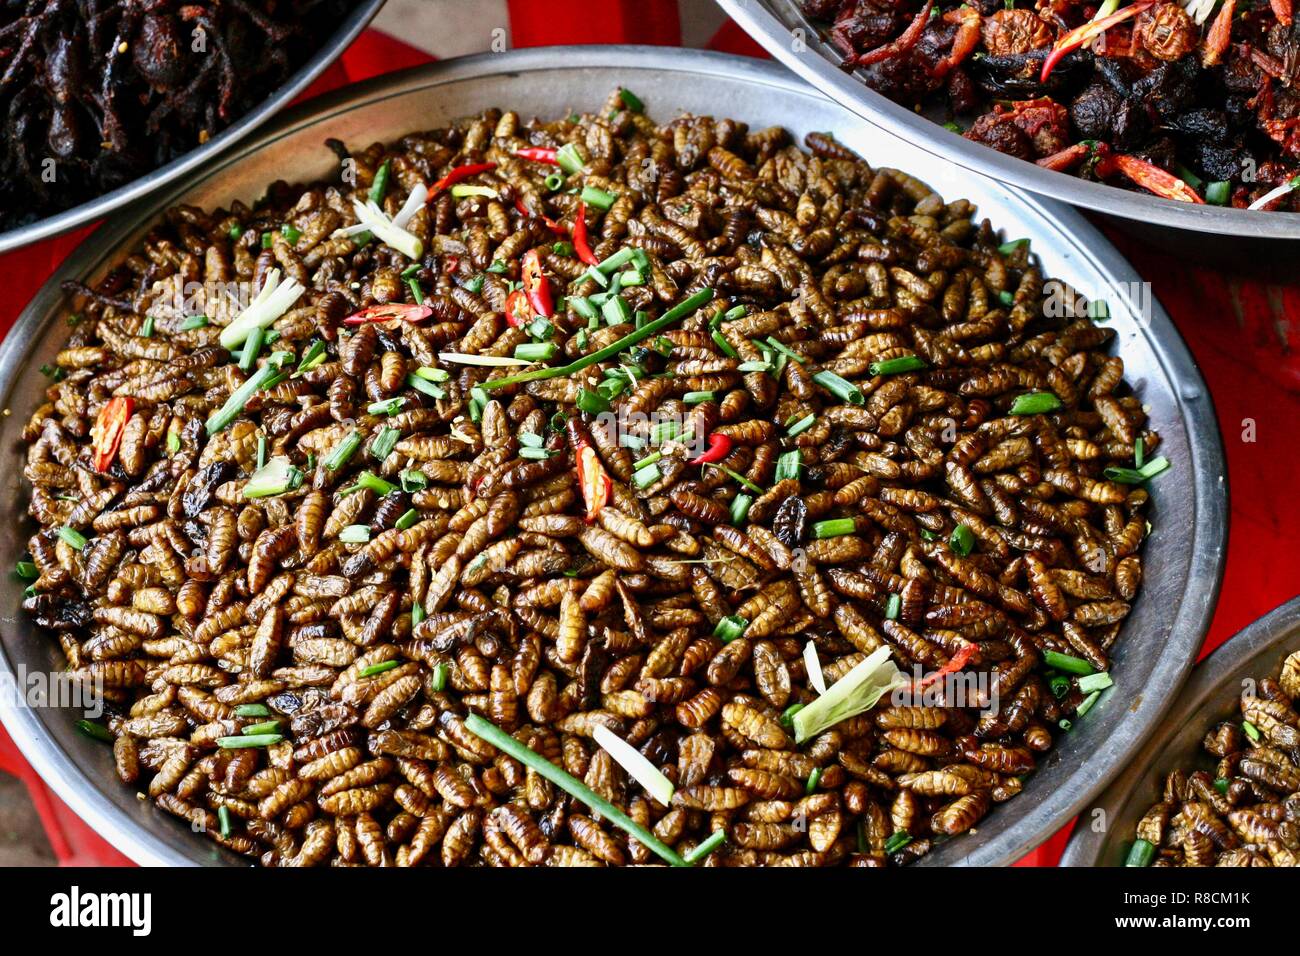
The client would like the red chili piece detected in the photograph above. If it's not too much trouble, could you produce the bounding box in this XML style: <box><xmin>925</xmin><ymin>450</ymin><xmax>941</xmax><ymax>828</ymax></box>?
<box><xmin>572</xmin><ymin>200</ymin><xmax>599</xmax><ymax>266</ymax></box>
<box><xmin>856</xmin><ymin>0</ymin><xmax>933</xmax><ymax>66</ymax></box>
<box><xmin>91</xmin><ymin>396</ymin><xmax>133</xmax><ymax>474</ymax></box>
<box><xmin>428</xmin><ymin>162</ymin><xmax>497</xmax><ymax>197</ymax></box>
<box><xmin>514</xmin><ymin>147</ymin><xmax>559</xmax><ymax>164</ymax></box>
<box><xmin>689</xmin><ymin>432</ymin><xmax>734</xmax><ymax>466</ymax></box>
<box><xmin>504</xmin><ymin>290</ymin><xmax>532</xmax><ymax>329</ymax></box>
<box><xmin>521</xmin><ymin>249</ymin><xmax>553</xmax><ymax>318</ymax></box>
<box><xmin>342</xmin><ymin>303</ymin><xmax>434</xmax><ymax>326</ymax></box>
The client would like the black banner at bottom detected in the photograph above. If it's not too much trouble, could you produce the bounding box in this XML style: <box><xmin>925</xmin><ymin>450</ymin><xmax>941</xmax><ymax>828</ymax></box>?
<box><xmin>2</xmin><ymin>864</ymin><xmax>1285</xmax><ymax>942</ymax></box>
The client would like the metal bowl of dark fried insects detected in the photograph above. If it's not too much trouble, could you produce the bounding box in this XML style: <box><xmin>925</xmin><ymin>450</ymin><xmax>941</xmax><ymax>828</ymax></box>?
<box><xmin>718</xmin><ymin>0</ymin><xmax>1300</xmax><ymax>263</ymax></box>
<box><xmin>0</xmin><ymin>47</ymin><xmax>1226</xmax><ymax>867</ymax></box>
<box><xmin>1063</xmin><ymin>597</ymin><xmax>1300</xmax><ymax>867</ymax></box>
<box><xmin>0</xmin><ymin>0</ymin><xmax>382</xmax><ymax>254</ymax></box>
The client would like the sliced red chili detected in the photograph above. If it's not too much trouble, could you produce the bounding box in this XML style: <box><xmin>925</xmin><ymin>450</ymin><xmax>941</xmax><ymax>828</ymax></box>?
<box><xmin>572</xmin><ymin>200</ymin><xmax>599</xmax><ymax>266</ymax></box>
<box><xmin>521</xmin><ymin>248</ymin><xmax>553</xmax><ymax>318</ymax></box>
<box><xmin>1040</xmin><ymin>2</ymin><xmax>1153</xmax><ymax>82</ymax></box>
<box><xmin>1035</xmin><ymin>142</ymin><xmax>1094</xmax><ymax>173</ymax></box>
<box><xmin>1202</xmin><ymin>0</ymin><xmax>1237</xmax><ymax>67</ymax></box>
<box><xmin>909</xmin><ymin>640</ymin><xmax>976</xmax><ymax>693</ymax></box>
<box><xmin>856</xmin><ymin>0</ymin><xmax>932</xmax><ymax>66</ymax></box>
<box><xmin>689</xmin><ymin>432</ymin><xmax>733</xmax><ymax>466</ymax></box>
<box><xmin>504</xmin><ymin>289</ymin><xmax>532</xmax><ymax>329</ymax></box>
<box><xmin>428</xmin><ymin>161</ymin><xmax>497</xmax><ymax>198</ymax></box>
<box><xmin>515</xmin><ymin>146</ymin><xmax>559</xmax><ymax>164</ymax></box>
<box><xmin>1105</xmin><ymin>153</ymin><xmax>1206</xmax><ymax>204</ymax></box>
<box><xmin>565</xmin><ymin>420</ymin><xmax>610</xmax><ymax>522</ymax></box>
<box><xmin>514</xmin><ymin>198</ymin><xmax>566</xmax><ymax>235</ymax></box>
<box><xmin>1272</xmin><ymin>0</ymin><xmax>1293</xmax><ymax>26</ymax></box>
<box><xmin>342</xmin><ymin>303</ymin><xmax>434</xmax><ymax>326</ymax></box>
<box><xmin>91</xmin><ymin>396</ymin><xmax>133</xmax><ymax>474</ymax></box>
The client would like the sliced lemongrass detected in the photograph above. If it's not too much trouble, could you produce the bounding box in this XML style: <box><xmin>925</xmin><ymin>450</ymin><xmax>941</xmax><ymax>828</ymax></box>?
<box><xmin>1042</xmin><ymin>650</ymin><xmax>1095</xmax><ymax>675</ymax></box>
<box><xmin>338</xmin><ymin>525</ymin><xmax>371</xmax><ymax>544</ymax></box>
<box><xmin>804</xmin><ymin>640</ymin><xmax>827</xmax><ymax>695</ymax></box>
<box><xmin>351</xmin><ymin>198</ymin><xmax>423</xmax><ymax>259</ymax></box>
<box><xmin>218</xmin><ymin>268</ymin><xmax>306</xmax><ymax>350</ymax></box>
<box><xmin>437</xmin><ymin>352</ymin><xmax>533</xmax><ymax>367</ymax></box>
<box><xmin>57</xmin><ymin>526</ymin><xmax>87</xmax><ymax>550</ymax></box>
<box><xmin>450</xmin><ymin>184</ymin><xmax>498</xmax><ymax>199</ymax></box>
<box><xmin>464</xmin><ymin>713</ymin><xmax>686</xmax><ymax>866</ymax></box>
<box><xmin>243</xmin><ymin>456</ymin><xmax>303</xmax><ymax>499</ymax></box>
<box><xmin>792</xmin><ymin>645</ymin><xmax>907</xmax><ymax>744</ymax></box>
<box><xmin>1247</xmin><ymin>174</ymin><xmax>1300</xmax><ymax>211</ymax></box>
<box><xmin>593</xmin><ymin>724</ymin><xmax>674</xmax><ymax>806</ymax></box>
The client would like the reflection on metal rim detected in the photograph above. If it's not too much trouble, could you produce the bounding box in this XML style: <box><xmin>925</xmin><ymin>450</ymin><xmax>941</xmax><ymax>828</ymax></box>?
<box><xmin>0</xmin><ymin>0</ymin><xmax>383</xmax><ymax>255</ymax></box>
<box><xmin>0</xmin><ymin>47</ymin><xmax>1227</xmax><ymax>867</ymax></box>
<box><xmin>718</xmin><ymin>0</ymin><xmax>1300</xmax><ymax>241</ymax></box>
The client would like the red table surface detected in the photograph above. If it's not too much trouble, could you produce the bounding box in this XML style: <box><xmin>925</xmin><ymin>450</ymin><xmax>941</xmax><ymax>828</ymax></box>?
<box><xmin>0</xmin><ymin>17</ymin><xmax>1295</xmax><ymax>868</ymax></box>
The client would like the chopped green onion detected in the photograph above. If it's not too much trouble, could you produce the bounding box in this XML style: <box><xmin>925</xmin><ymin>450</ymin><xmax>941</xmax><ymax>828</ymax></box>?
<box><xmin>369</xmin><ymin>160</ymin><xmax>391</xmax><ymax>204</ymax></box>
<box><xmin>1008</xmin><ymin>392</ymin><xmax>1062</xmax><ymax>416</ymax></box>
<box><xmin>998</xmin><ymin>238</ymin><xmax>1029</xmax><ymax>256</ymax></box>
<box><xmin>234</xmin><ymin>704</ymin><xmax>270</xmax><ymax>717</ymax></box>
<box><xmin>618</xmin><ymin>87</ymin><xmax>645</xmax><ymax>113</ymax></box>
<box><xmin>1088</xmin><ymin>300</ymin><xmax>1110</xmax><ymax>321</ymax></box>
<box><xmin>465</xmin><ymin>275</ymin><xmax>485</xmax><ymax>294</ymax></box>
<box><xmin>811</xmin><ymin>370</ymin><xmax>864</xmax><ymax>405</ymax></box>
<box><xmin>431</xmin><ymin>663</ymin><xmax>449</xmax><ymax>692</ymax></box>
<box><xmin>1134</xmin><ymin>436</ymin><xmax>1146</xmax><ymax>469</ymax></box>
<box><xmin>166</xmin><ymin>429</ymin><xmax>180</xmax><ymax>454</ymax></box>
<box><xmin>764</xmin><ymin>337</ymin><xmax>807</xmax><ymax>364</ymax></box>
<box><xmin>15</xmin><ymin>560</ymin><xmax>38</xmax><ymax>580</ymax></box>
<box><xmin>1058</xmin><ymin>718</ymin><xmax>1073</xmax><ymax>732</ymax></box>
<box><xmin>399</xmin><ymin>469</ymin><xmax>427</xmax><ymax>492</ymax></box>
<box><xmin>339</xmin><ymin>525</ymin><xmax>371</xmax><ymax>544</ymax></box>
<box><xmin>602</xmin><ymin>294</ymin><xmax>633</xmax><ymax>327</ymax></box>
<box><xmin>240</xmin><ymin>719</ymin><xmax>281</xmax><ymax>735</ymax></box>
<box><xmin>57</xmin><ymin>527</ymin><xmax>87</xmax><ymax>551</ymax></box>
<box><xmin>1042</xmin><ymin>650</ymin><xmax>1095</xmax><ymax>675</ymax></box>
<box><xmin>570</xmin><ymin>296</ymin><xmax>599</xmax><ymax>321</ymax></box>
<box><xmin>75</xmin><ymin>719</ymin><xmax>113</xmax><ymax>743</ymax></box>
<box><xmin>464</xmin><ymin>713</ymin><xmax>687</xmax><ymax>866</ymax></box>
<box><xmin>371</xmin><ymin>426</ymin><xmax>400</xmax><ymax>461</ymax></box>
<box><xmin>140</xmin><ymin>315</ymin><xmax>155</xmax><ymax>338</ymax></box>
<box><xmin>343</xmin><ymin>471</ymin><xmax>396</xmax><ymax>495</ymax></box>
<box><xmin>480</xmin><ymin>289</ymin><xmax>715</xmax><ymax>393</ymax></box>
<box><xmin>633</xmin><ymin>451</ymin><xmax>662</xmax><ymax>471</ymax></box>
<box><xmin>950</xmin><ymin>523</ymin><xmax>975</xmax><ymax>557</ymax></box>
<box><xmin>243</xmin><ymin>456</ymin><xmax>304</xmax><ymax>499</ymax></box>
<box><xmin>1078</xmin><ymin>672</ymin><xmax>1114</xmax><ymax>694</ymax></box>
<box><xmin>1075</xmin><ymin>689</ymin><xmax>1102</xmax><ymax>718</ymax></box>
<box><xmin>711</xmin><ymin>328</ymin><xmax>738</xmax><ymax>358</ymax></box>
<box><xmin>1205</xmin><ymin>180</ymin><xmax>1231</xmax><ymax>206</ymax></box>
<box><xmin>205</xmin><ymin>352</ymin><xmax>291</xmax><ymax>434</ymax></box>
<box><xmin>884</xmin><ymin>593</ymin><xmax>901</xmax><ymax>620</ymax></box>
<box><xmin>884</xmin><ymin>831</ymin><xmax>913</xmax><ymax>854</ymax></box>
<box><xmin>179</xmin><ymin>314</ymin><xmax>209</xmax><ymax>331</ymax></box>
<box><xmin>324</xmin><ymin>430</ymin><xmax>363</xmax><ymax>471</ymax></box>
<box><xmin>1125</xmin><ymin>838</ymin><xmax>1155</xmax><ymax>867</ymax></box>
<box><xmin>632</xmin><ymin>462</ymin><xmax>661</xmax><ymax>489</ymax></box>
<box><xmin>407</xmin><ymin>278</ymin><xmax>425</xmax><ymax>305</ymax></box>
<box><xmin>217</xmin><ymin>734</ymin><xmax>284</xmax><ymax>749</ymax></box>
<box><xmin>280</xmin><ymin>224</ymin><xmax>301</xmax><ymax>245</ymax></box>
<box><xmin>229</xmin><ymin>224</ymin><xmax>244</xmax><ymax>240</ymax></box>
<box><xmin>580</xmin><ymin>185</ymin><xmax>617</xmax><ymax>211</ymax></box>
<box><xmin>1048</xmin><ymin>675</ymin><xmax>1071</xmax><ymax>699</ymax></box>
<box><xmin>707</xmin><ymin>463</ymin><xmax>764</xmax><ymax>494</ymax></box>
<box><xmin>729</xmin><ymin>493</ymin><xmax>753</xmax><ymax>526</ymax></box>
<box><xmin>683</xmin><ymin>390</ymin><xmax>716</xmax><ymax>404</ymax></box>
<box><xmin>293</xmin><ymin>339</ymin><xmax>327</xmax><ymax>377</ymax></box>
<box><xmin>1213</xmin><ymin>777</ymin><xmax>1229</xmax><ymax>795</ymax></box>
<box><xmin>486</xmin><ymin>260</ymin><xmax>509</xmax><ymax>274</ymax></box>
<box><xmin>786</xmin><ymin>413</ymin><xmax>816</xmax><ymax>437</ymax></box>
<box><xmin>552</xmin><ymin>241</ymin><xmax>574</xmax><ymax>257</ymax></box>
<box><xmin>713</xmin><ymin>615</ymin><xmax>748</xmax><ymax>643</ymax></box>
<box><xmin>737</xmin><ymin>360</ymin><xmax>772</xmax><ymax>373</ymax></box>
<box><xmin>723</xmin><ymin>305</ymin><xmax>747</xmax><ymax>321</ymax></box>
<box><xmin>555</xmin><ymin>143</ymin><xmax>585</xmax><ymax>175</ymax></box>
<box><xmin>780</xmin><ymin>703</ymin><xmax>805</xmax><ymax>728</ymax></box>
<box><xmin>576</xmin><ymin>388</ymin><xmax>611</xmax><ymax>415</ymax></box>
<box><xmin>407</xmin><ymin>374</ymin><xmax>446</xmax><ymax>400</ymax></box>
<box><xmin>1104</xmin><ymin>456</ymin><xmax>1170</xmax><ymax>485</ymax></box>
<box><xmin>1243</xmin><ymin>720</ymin><xmax>1260</xmax><ymax>742</ymax></box>
<box><xmin>806</xmin><ymin>767</ymin><xmax>823</xmax><ymax>794</ymax></box>
<box><xmin>813</xmin><ymin>518</ymin><xmax>856</xmax><ymax>539</ymax></box>
<box><xmin>543</xmin><ymin>172</ymin><xmax>564</xmax><ymax>192</ymax></box>
<box><xmin>413</xmin><ymin>366</ymin><xmax>449</xmax><ymax>383</ymax></box>
<box><xmin>218</xmin><ymin>805</ymin><xmax>232</xmax><ymax>839</ymax></box>
<box><xmin>368</xmin><ymin>397</ymin><xmax>406</xmax><ymax>416</ymax></box>
<box><xmin>774</xmin><ymin>449</ymin><xmax>800</xmax><ymax>482</ymax></box>
<box><xmin>869</xmin><ymin>355</ymin><xmax>927</xmax><ymax>376</ymax></box>
<box><xmin>519</xmin><ymin>446</ymin><xmax>553</xmax><ymax>460</ymax></box>
<box><xmin>683</xmin><ymin>830</ymin><xmax>726</xmax><ymax>865</ymax></box>
<box><xmin>359</xmin><ymin>660</ymin><xmax>401</xmax><ymax>678</ymax></box>
<box><xmin>515</xmin><ymin>342</ymin><xmax>557</xmax><ymax>363</ymax></box>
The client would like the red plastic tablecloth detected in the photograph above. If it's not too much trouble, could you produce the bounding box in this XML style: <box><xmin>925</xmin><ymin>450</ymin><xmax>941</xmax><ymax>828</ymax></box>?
<box><xmin>1</xmin><ymin>13</ymin><xmax>1296</xmax><ymax>868</ymax></box>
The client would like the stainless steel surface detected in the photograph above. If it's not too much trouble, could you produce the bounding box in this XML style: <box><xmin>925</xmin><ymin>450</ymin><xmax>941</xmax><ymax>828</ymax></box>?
<box><xmin>0</xmin><ymin>47</ymin><xmax>1228</xmax><ymax>867</ymax></box>
<box><xmin>718</xmin><ymin>0</ymin><xmax>1300</xmax><ymax>253</ymax></box>
<box><xmin>1062</xmin><ymin>598</ymin><xmax>1300</xmax><ymax>867</ymax></box>
<box><xmin>0</xmin><ymin>0</ymin><xmax>383</xmax><ymax>255</ymax></box>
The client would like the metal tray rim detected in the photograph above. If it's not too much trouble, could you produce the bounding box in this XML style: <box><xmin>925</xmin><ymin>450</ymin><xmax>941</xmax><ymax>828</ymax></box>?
<box><xmin>718</xmin><ymin>0</ymin><xmax>1300</xmax><ymax>240</ymax></box>
<box><xmin>0</xmin><ymin>0</ymin><xmax>384</xmax><ymax>255</ymax></box>
<box><xmin>0</xmin><ymin>46</ymin><xmax>1228</xmax><ymax>867</ymax></box>
<box><xmin>1061</xmin><ymin>596</ymin><xmax>1300</xmax><ymax>867</ymax></box>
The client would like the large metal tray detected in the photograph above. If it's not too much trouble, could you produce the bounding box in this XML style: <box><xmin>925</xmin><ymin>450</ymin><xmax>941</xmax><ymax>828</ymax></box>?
<box><xmin>0</xmin><ymin>0</ymin><xmax>383</xmax><ymax>255</ymax></box>
<box><xmin>1062</xmin><ymin>597</ymin><xmax>1300</xmax><ymax>867</ymax></box>
<box><xmin>718</xmin><ymin>0</ymin><xmax>1300</xmax><ymax>261</ymax></box>
<box><xmin>0</xmin><ymin>47</ymin><xmax>1228</xmax><ymax>866</ymax></box>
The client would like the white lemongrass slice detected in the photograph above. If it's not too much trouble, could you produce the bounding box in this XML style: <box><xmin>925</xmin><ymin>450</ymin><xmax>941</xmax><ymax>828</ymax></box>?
<box><xmin>592</xmin><ymin>724</ymin><xmax>674</xmax><ymax>806</ymax></box>
<box><xmin>792</xmin><ymin>645</ymin><xmax>908</xmax><ymax>744</ymax></box>
<box><xmin>392</xmin><ymin>183</ymin><xmax>428</xmax><ymax>229</ymax></box>
<box><xmin>351</xmin><ymin>198</ymin><xmax>423</xmax><ymax>260</ymax></box>
<box><xmin>804</xmin><ymin>640</ymin><xmax>827</xmax><ymax>695</ymax></box>
<box><xmin>243</xmin><ymin>456</ymin><xmax>298</xmax><ymax>499</ymax></box>
<box><xmin>437</xmin><ymin>352</ymin><xmax>532</xmax><ymax>367</ymax></box>
<box><xmin>219</xmin><ymin>269</ymin><xmax>306</xmax><ymax>350</ymax></box>
<box><xmin>1247</xmin><ymin>175</ymin><xmax>1300</xmax><ymax>211</ymax></box>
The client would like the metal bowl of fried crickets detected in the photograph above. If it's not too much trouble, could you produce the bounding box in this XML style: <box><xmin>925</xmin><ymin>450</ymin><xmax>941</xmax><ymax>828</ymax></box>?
<box><xmin>0</xmin><ymin>47</ymin><xmax>1227</xmax><ymax>866</ymax></box>
<box><xmin>1062</xmin><ymin>597</ymin><xmax>1300</xmax><ymax>867</ymax></box>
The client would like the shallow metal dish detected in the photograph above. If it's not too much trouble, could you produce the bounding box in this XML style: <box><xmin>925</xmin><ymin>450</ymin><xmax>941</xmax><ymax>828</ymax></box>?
<box><xmin>0</xmin><ymin>0</ymin><xmax>383</xmax><ymax>255</ymax></box>
<box><xmin>718</xmin><ymin>0</ymin><xmax>1300</xmax><ymax>260</ymax></box>
<box><xmin>1062</xmin><ymin>598</ymin><xmax>1300</xmax><ymax>867</ymax></box>
<box><xmin>0</xmin><ymin>47</ymin><xmax>1227</xmax><ymax>867</ymax></box>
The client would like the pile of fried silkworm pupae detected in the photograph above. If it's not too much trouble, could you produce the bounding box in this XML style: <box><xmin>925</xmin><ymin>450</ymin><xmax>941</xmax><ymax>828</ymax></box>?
<box><xmin>23</xmin><ymin>86</ymin><xmax>1158</xmax><ymax>867</ymax></box>
<box><xmin>1129</xmin><ymin>650</ymin><xmax>1300</xmax><ymax>868</ymax></box>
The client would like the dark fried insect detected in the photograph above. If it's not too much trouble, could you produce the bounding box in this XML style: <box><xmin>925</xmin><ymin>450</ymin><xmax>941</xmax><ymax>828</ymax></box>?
<box><xmin>25</xmin><ymin>87</ymin><xmax>1157</xmax><ymax>867</ymax></box>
